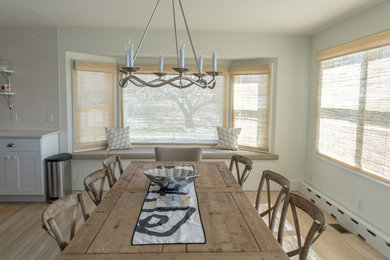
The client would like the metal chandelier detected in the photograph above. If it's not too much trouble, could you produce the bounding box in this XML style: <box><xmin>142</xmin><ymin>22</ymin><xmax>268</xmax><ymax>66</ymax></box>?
<box><xmin>119</xmin><ymin>0</ymin><xmax>222</xmax><ymax>89</ymax></box>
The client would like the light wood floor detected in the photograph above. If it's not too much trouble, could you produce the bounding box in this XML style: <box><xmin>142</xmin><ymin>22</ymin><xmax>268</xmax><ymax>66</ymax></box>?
<box><xmin>0</xmin><ymin>191</ymin><xmax>386</xmax><ymax>260</ymax></box>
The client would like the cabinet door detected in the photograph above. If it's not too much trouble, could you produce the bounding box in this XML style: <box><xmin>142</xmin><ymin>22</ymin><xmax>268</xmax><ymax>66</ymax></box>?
<box><xmin>9</xmin><ymin>152</ymin><xmax>43</xmax><ymax>195</ymax></box>
<box><xmin>0</xmin><ymin>153</ymin><xmax>13</xmax><ymax>194</ymax></box>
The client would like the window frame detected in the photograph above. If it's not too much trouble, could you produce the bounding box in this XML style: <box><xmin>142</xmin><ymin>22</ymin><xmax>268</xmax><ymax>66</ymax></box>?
<box><xmin>71</xmin><ymin>60</ymin><xmax>274</xmax><ymax>152</ymax></box>
<box><xmin>72</xmin><ymin>60</ymin><xmax>116</xmax><ymax>151</ymax></box>
<box><xmin>315</xmin><ymin>29</ymin><xmax>390</xmax><ymax>185</ymax></box>
<box><xmin>229</xmin><ymin>64</ymin><xmax>272</xmax><ymax>151</ymax></box>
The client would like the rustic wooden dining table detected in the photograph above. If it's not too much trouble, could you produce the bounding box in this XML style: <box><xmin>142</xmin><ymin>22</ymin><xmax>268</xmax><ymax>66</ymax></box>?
<box><xmin>58</xmin><ymin>161</ymin><xmax>288</xmax><ymax>260</ymax></box>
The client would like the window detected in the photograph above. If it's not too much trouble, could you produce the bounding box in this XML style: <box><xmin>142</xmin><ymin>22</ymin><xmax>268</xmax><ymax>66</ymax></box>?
<box><xmin>73</xmin><ymin>60</ymin><xmax>116</xmax><ymax>151</ymax></box>
<box><xmin>316</xmin><ymin>29</ymin><xmax>390</xmax><ymax>183</ymax></box>
<box><xmin>230</xmin><ymin>65</ymin><xmax>271</xmax><ymax>151</ymax></box>
<box><xmin>121</xmin><ymin>66</ymin><xmax>227</xmax><ymax>143</ymax></box>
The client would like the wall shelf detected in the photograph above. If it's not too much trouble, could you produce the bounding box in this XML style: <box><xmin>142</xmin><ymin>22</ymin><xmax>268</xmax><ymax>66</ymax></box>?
<box><xmin>0</xmin><ymin>69</ymin><xmax>15</xmax><ymax>110</ymax></box>
<box><xmin>0</xmin><ymin>92</ymin><xmax>15</xmax><ymax>110</ymax></box>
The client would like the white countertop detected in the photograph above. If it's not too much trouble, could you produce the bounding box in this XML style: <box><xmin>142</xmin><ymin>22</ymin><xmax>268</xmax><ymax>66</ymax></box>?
<box><xmin>0</xmin><ymin>130</ymin><xmax>60</xmax><ymax>139</ymax></box>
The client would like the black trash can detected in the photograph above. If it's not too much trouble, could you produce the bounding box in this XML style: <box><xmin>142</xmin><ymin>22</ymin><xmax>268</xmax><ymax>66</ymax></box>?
<box><xmin>46</xmin><ymin>153</ymin><xmax>72</xmax><ymax>202</ymax></box>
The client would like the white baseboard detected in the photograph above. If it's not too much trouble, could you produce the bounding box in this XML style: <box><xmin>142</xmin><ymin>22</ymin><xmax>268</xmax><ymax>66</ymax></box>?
<box><xmin>299</xmin><ymin>182</ymin><xmax>390</xmax><ymax>259</ymax></box>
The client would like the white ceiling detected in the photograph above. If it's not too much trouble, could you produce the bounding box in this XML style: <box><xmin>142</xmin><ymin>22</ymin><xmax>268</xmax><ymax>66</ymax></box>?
<box><xmin>0</xmin><ymin>0</ymin><xmax>384</xmax><ymax>35</ymax></box>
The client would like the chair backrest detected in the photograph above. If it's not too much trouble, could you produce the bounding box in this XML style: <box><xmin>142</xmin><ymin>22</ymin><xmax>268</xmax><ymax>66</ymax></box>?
<box><xmin>103</xmin><ymin>155</ymin><xmax>124</xmax><ymax>188</ymax></box>
<box><xmin>255</xmin><ymin>170</ymin><xmax>291</xmax><ymax>233</ymax></box>
<box><xmin>277</xmin><ymin>193</ymin><xmax>326</xmax><ymax>260</ymax></box>
<box><xmin>42</xmin><ymin>192</ymin><xmax>89</xmax><ymax>251</ymax></box>
<box><xmin>229</xmin><ymin>155</ymin><xmax>253</xmax><ymax>187</ymax></box>
<box><xmin>84</xmin><ymin>168</ymin><xmax>108</xmax><ymax>206</ymax></box>
<box><xmin>154</xmin><ymin>147</ymin><xmax>203</xmax><ymax>161</ymax></box>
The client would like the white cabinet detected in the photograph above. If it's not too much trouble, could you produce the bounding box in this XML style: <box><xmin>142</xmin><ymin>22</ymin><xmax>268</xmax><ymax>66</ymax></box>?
<box><xmin>0</xmin><ymin>155</ymin><xmax>12</xmax><ymax>194</ymax></box>
<box><xmin>0</xmin><ymin>131</ymin><xmax>59</xmax><ymax>201</ymax></box>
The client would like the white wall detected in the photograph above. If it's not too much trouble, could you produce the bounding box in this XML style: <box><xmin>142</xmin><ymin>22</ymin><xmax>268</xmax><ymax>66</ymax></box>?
<box><xmin>58</xmin><ymin>27</ymin><xmax>311</xmax><ymax>190</ymax></box>
<box><xmin>306</xmin><ymin>1</ymin><xmax>390</xmax><ymax>236</ymax></box>
<box><xmin>0</xmin><ymin>27</ymin><xmax>59</xmax><ymax>131</ymax></box>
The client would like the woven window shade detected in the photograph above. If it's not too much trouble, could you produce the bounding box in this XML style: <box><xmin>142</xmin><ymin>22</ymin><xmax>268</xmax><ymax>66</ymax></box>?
<box><xmin>73</xmin><ymin>60</ymin><xmax>116</xmax><ymax>151</ymax></box>
<box><xmin>231</xmin><ymin>65</ymin><xmax>271</xmax><ymax>151</ymax></box>
<box><xmin>317</xmin><ymin>44</ymin><xmax>390</xmax><ymax>184</ymax></box>
<box><xmin>121</xmin><ymin>66</ymin><xmax>227</xmax><ymax>143</ymax></box>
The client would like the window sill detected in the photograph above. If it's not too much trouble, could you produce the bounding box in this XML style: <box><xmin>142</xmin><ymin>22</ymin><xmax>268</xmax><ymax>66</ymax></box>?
<box><xmin>72</xmin><ymin>147</ymin><xmax>279</xmax><ymax>161</ymax></box>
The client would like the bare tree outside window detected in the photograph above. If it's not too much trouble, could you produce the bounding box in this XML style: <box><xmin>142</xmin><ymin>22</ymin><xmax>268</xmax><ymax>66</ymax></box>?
<box><xmin>122</xmin><ymin>74</ymin><xmax>224</xmax><ymax>143</ymax></box>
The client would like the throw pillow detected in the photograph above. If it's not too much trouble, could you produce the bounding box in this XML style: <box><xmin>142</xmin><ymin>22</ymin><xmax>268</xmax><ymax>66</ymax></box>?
<box><xmin>215</xmin><ymin>126</ymin><xmax>241</xmax><ymax>151</ymax></box>
<box><xmin>105</xmin><ymin>127</ymin><xmax>133</xmax><ymax>151</ymax></box>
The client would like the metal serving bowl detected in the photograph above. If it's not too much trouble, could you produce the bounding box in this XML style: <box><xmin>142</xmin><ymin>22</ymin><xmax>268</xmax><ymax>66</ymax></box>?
<box><xmin>144</xmin><ymin>166</ymin><xmax>199</xmax><ymax>191</ymax></box>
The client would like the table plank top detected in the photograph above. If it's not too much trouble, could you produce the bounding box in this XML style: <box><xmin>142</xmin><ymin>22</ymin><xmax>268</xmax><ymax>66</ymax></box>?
<box><xmin>59</xmin><ymin>161</ymin><xmax>288</xmax><ymax>260</ymax></box>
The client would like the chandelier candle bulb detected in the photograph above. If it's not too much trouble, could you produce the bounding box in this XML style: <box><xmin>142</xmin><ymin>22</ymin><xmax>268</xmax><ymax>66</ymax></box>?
<box><xmin>212</xmin><ymin>50</ymin><xmax>217</xmax><ymax>72</ymax></box>
<box><xmin>129</xmin><ymin>43</ymin><xmax>134</xmax><ymax>67</ymax></box>
<box><xmin>159</xmin><ymin>55</ymin><xmax>164</xmax><ymax>73</ymax></box>
<box><xmin>198</xmin><ymin>54</ymin><xmax>203</xmax><ymax>74</ymax></box>
<box><xmin>179</xmin><ymin>41</ymin><xmax>185</xmax><ymax>68</ymax></box>
<box><xmin>125</xmin><ymin>53</ymin><xmax>130</xmax><ymax>67</ymax></box>
<box><xmin>125</xmin><ymin>43</ymin><xmax>130</xmax><ymax>67</ymax></box>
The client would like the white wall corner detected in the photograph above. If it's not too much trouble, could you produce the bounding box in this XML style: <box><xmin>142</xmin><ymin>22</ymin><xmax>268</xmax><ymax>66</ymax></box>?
<box><xmin>298</xmin><ymin>181</ymin><xmax>390</xmax><ymax>259</ymax></box>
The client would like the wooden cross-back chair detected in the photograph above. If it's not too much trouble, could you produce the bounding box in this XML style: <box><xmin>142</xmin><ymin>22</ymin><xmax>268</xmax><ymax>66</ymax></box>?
<box><xmin>42</xmin><ymin>192</ymin><xmax>89</xmax><ymax>251</ymax></box>
<box><xmin>277</xmin><ymin>193</ymin><xmax>326</xmax><ymax>260</ymax></box>
<box><xmin>229</xmin><ymin>155</ymin><xmax>253</xmax><ymax>187</ymax></box>
<box><xmin>103</xmin><ymin>155</ymin><xmax>124</xmax><ymax>188</ymax></box>
<box><xmin>255</xmin><ymin>170</ymin><xmax>291</xmax><ymax>233</ymax></box>
<box><xmin>84</xmin><ymin>168</ymin><xmax>108</xmax><ymax>206</ymax></box>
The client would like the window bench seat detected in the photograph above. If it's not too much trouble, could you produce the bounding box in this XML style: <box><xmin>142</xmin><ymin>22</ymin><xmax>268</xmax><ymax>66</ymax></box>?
<box><xmin>71</xmin><ymin>147</ymin><xmax>278</xmax><ymax>191</ymax></box>
<box><xmin>72</xmin><ymin>147</ymin><xmax>279</xmax><ymax>161</ymax></box>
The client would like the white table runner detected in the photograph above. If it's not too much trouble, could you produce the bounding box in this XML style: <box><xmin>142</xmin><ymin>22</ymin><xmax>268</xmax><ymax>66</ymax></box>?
<box><xmin>132</xmin><ymin>180</ymin><xmax>205</xmax><ymax>245</ymax></box>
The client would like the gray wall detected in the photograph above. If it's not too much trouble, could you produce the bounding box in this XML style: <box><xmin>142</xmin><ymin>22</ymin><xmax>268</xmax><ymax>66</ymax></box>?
<box><xmin>306</xmin><ymin>1</ymin><xmax>390</xmax><ymax>236</ymax></box>
<box><xmin>0</xmin><ymin>27</ymin><xmax>59</xmax><ymax>131</ymax></box>
<box><xmin>58</xmin><ymin>27</ymin><xmax>311</xmax><ymax>190</ymax></box>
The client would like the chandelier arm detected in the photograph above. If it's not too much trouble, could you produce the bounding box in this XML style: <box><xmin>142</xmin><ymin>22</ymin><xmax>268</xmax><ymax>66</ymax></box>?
<box><xmin>127</xmin><ymin>77</ymin><xmax>149</xmax><ymax>88</ymax></box>
<box><xmin>133</xmin><ymin>0</ymin><xmax>161</xmax><ymax>63</ymax></box>
<box><xmin>168</xmin><ymin>81</ymin><xmax>193</xmax><ymax>89</ymax></box>
<box><xmin>166</xmin><ymin>77</ymin><xmax>209</xmax><ymax>89</ymax></box>
<box><xmin>178</xmin><ymin>0</ymin><xmax>199</xmax><ymax>73</ymax></box>
<box><xmin>127</xmin><ymin>75</ymin><xmax>181</xmax><ymax>88</ymax></box>
<box><xmin>207</xmin><ymin>78</ymin><xmax>216</xmax><ymax>89</ymax></box>
<box><xmin>124</xmin><ymin>74</ymin><xmax>211</xmax><ymax>89</ymax></box>
<box><xmin>172</xmin><ymin>0</ymin><xmax>180</xmax><ymax>68</ymax></box>
<box><xmin>119</xmin><ymin>76</ymin><xmax>130</xmax><ymax>88</ymax></box>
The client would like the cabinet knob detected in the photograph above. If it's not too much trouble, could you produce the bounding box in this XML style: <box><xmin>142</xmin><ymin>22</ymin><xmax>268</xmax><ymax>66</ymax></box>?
<box><xmin>6</xmin><ymin>156</ymin><xmax>10</xmax><ymax>160</ymax></box>
<box><xmin>7</xmin><ymin>143</ymin><xmax>15</xmax><ymax>148</ymax></box>
<box><xmin>12</xmin><ymin>156</ymin><xmax>16</xmax><ymax>160</ymax></box>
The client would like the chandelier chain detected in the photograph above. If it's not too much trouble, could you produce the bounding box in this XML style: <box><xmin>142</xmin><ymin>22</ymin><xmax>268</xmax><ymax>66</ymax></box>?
<box><xmin>119</xmin><ymin>0</ymin><xmax>223</xmax><ymax>89</ymax></box>
<box><xmin>178</xmin><ymin>0</ymin><xmax>199</xmax><ymax>73</ymax></box>
<box><xmin>172</xmin><ymin>0</ymin><xmax>180</xmax><ymax>68</ymax></box>
<box><xmin>134</xmin><ymin>0</ymin><xmax>161</xmax><ymax>63</ymax></box>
